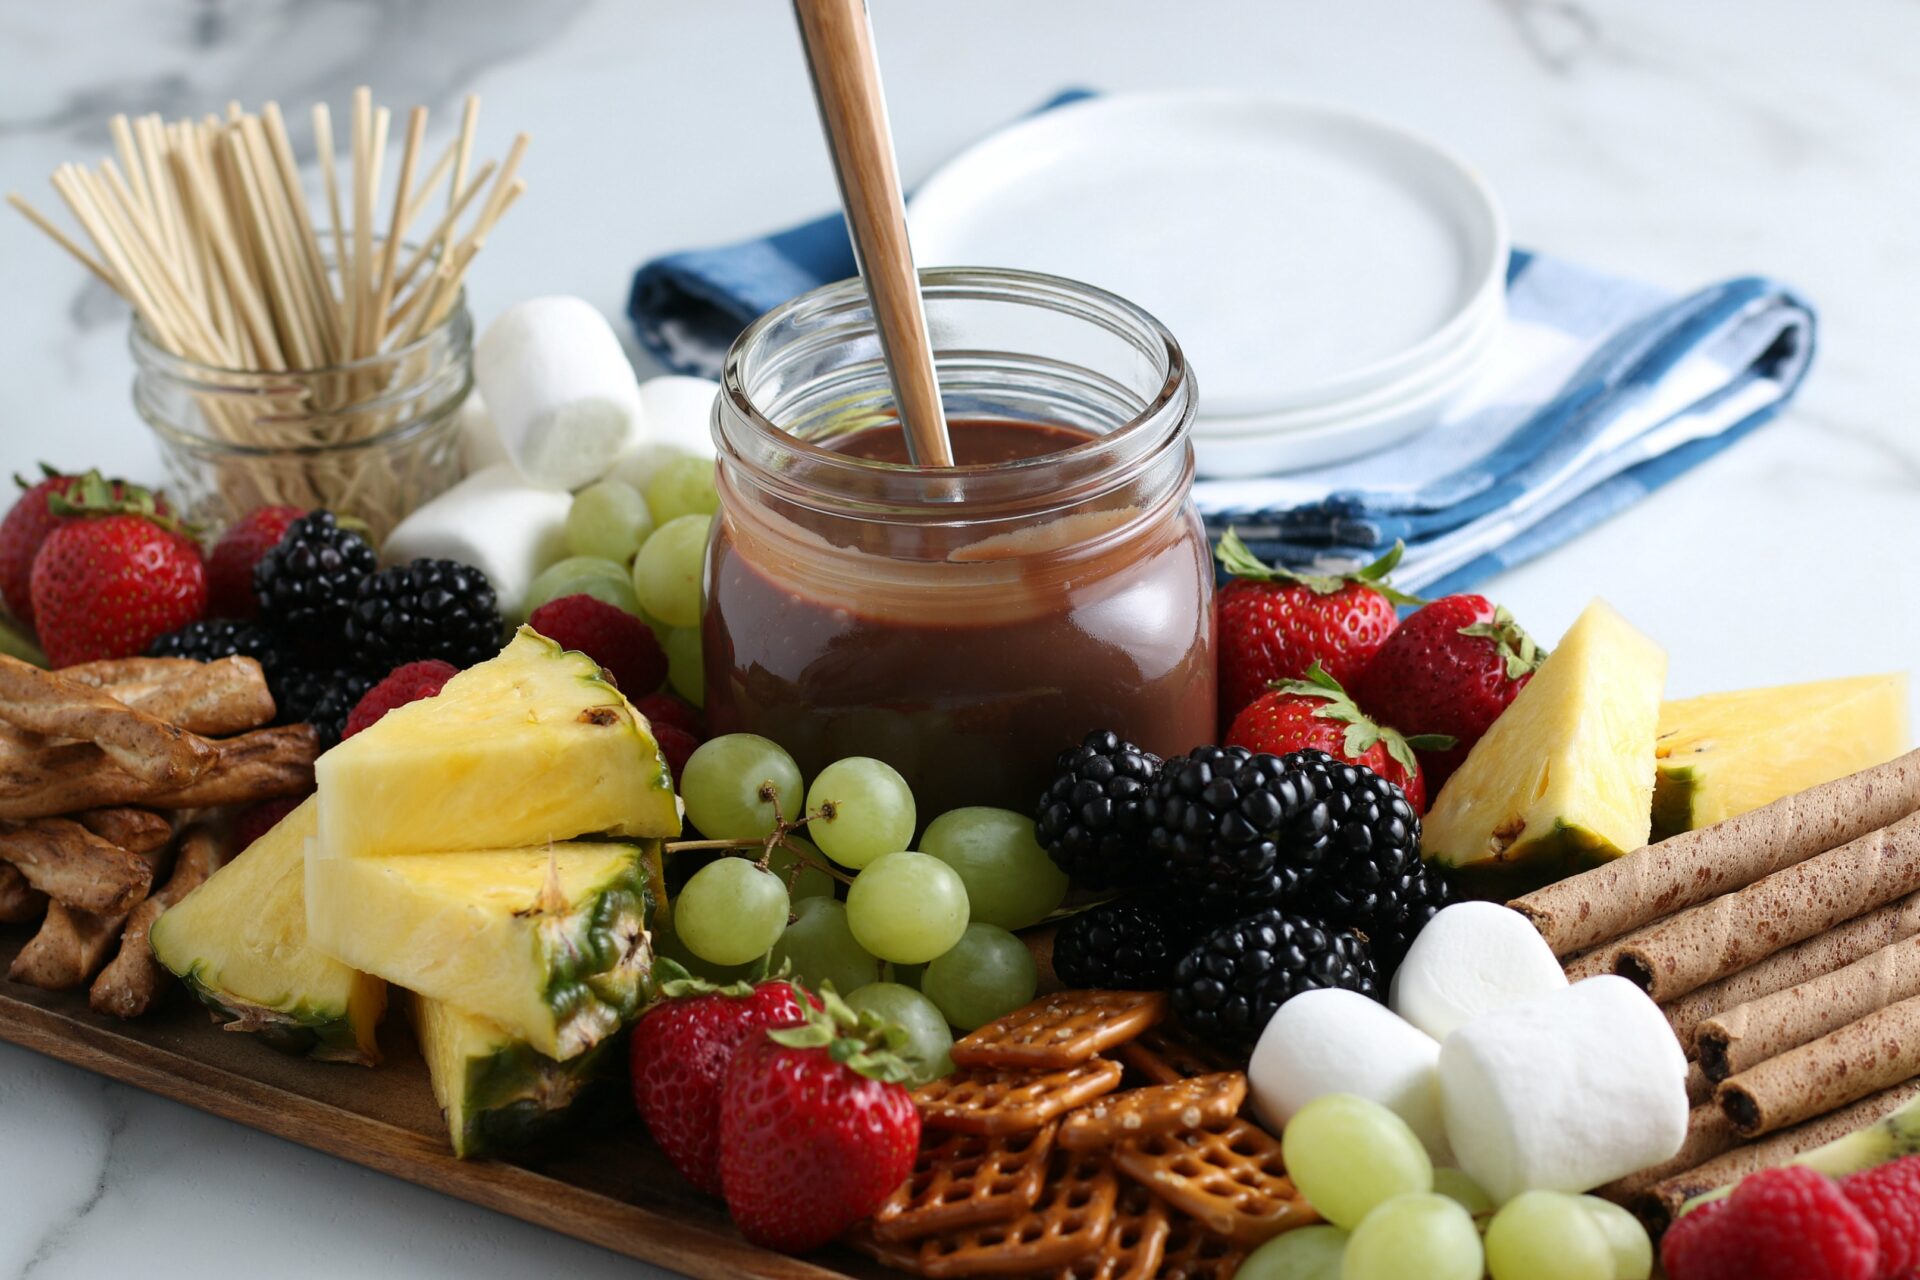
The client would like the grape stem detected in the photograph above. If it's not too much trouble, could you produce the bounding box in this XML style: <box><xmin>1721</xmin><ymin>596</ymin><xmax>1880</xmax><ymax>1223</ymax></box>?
<box><xmin>663</xmin><ymin>787</ymin><xmax>858</xmax><ymax>887</ymax></box>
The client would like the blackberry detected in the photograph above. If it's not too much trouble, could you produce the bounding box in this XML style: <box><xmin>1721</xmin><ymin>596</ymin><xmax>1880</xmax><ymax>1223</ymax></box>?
<box><xmin>344</xmin><ymin>558</ymin><xmax>503</xmax><ymax>669</ymax></box>
<box><xmin>145</xmin><ymin>618</ymin><xmax>282</xmax><ymax>671</ymax></box>
<box><xmin>1172</xmin><ymin>908</ymin><xmax>1379</xmax><ymax>1049</ymax></box>
<box><xmin>253</xmin><ymin>511</ymin><xmax>377</xmax><ymax>636</ymax></box>
<box><xmin>1293</xmin><ymin>751</ymin><xmax>1423</xmax><ymax>926</ymax></box>
<box><xmin>1052</xmin><ymin>900</ymin><xmax>1201</xmax><ymax>990</ymax></box>
<box><xmin>1145</xmin><ymin>746</ymin><xmax>1324</xmax><ymax>912</ymax></box>
<box><xmin>1034</xmin><ymin>730</ymin><xmax>1161</xmax><ymax>889</ymax></box>
<box><xmin>305</xmin><ymin>667</ymin><xmax>379</xmax><ymax>748</ymax></box>
<box><xmin>1349</xmin><ymin>858</ymin><xmax>1455</xmax><ymax>973</ymax></box>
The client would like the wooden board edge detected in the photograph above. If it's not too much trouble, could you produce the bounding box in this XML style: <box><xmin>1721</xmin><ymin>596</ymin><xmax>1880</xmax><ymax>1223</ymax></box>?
<box><xmin>0</xmin><ymin>999</ymin><xmax>849</xmax><ymax>1280</ymax></box>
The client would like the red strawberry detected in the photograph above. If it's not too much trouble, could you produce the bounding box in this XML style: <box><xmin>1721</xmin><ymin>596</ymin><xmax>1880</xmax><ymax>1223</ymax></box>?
<box><xmin>1350</xmin><ymin>595</ymin><xmax>1545</xmax><ymax>794</ymax></box>
<box><xmin>1225</xmin><ymin>663</ymin><xmax>1447</xmax><ymax>811</ymax></box>
<box><xmin>0</xmin><ymin>466</ymin><xmax>147</xmax><ymax>629</ymax></box>
<box><xmin>628</xmin><ymin>964</ymin><xmax>819</xmax><ymax>1198</ymax></box>
<box><xmin>718</xmin><ymin>991</ymin><xmax>920</xmax><ymax>1253</ymax></box>
<box><xmin>207</xmin><ymin>505</ymin><xmax>303</xmax><ymax>619</ymax></box>
<box><xmin>1214</xmin><ymin>530</ymin><xmax>1418</xmax><ymax>730</ymax></box>
<box><xmin>29</xmin><ymin>478</ymin><xmax>205</xmax><ymax>667</ymax></box>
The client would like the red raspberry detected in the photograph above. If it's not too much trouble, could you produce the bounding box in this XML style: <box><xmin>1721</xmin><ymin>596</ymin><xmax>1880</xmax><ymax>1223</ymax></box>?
<box><xmin>1661</xmin><ymin>1166</ymin><xmax>1879</xmax><ymax>1280</ymax></box>
<box><xmin>1845</xmin><ymin>1155</ymin><xmax>1920</xmax><ymax>1277</ymax></box>
<box><xmin>655</xmin><ymin>723</ymin><xmax>699</xmax><ymax>784</ymax></box>
<box><xmin>232</xmin><ymin>792</ymin><xmax>311</xmax><ymax>850</ymax></box>
<box><xmin>527</xmin><ymin>594</ymin><xmax>667</xmax><ymax>695</ymax></box>
<box><xmin>208</xmin><ymin>506</ymin><xmax>303</xmax><ymax>619</ymax></box>
<box><xmin>635</xmin><ymin>690</ymin><xmax>702</xmax><ymax>738</ymax></box>
<box><xmin>342</xmin><ymin>660</ymin><xmax>458</xmax><ymax>740</ymax></box>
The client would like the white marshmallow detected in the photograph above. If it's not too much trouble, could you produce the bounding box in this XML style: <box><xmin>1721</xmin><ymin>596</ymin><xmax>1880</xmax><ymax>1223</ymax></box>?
<box><xmin>1248</xmin><ymin>988</ymin><xmax>1451</xmax><ymax>1164</ymax></box>
<box><xmin>1390</xmin><ymin>902</ymin><xmax>1568</xmax><ymax>1042</ymax></box>
<box><xmin>455</xmin><ymin>389</ymin><xmax>510</xmax><ymax>473</ymax></box>
<box><xmin>1438</xmin><ymin>975</ymin><xmax>1687</xmax><ymax>1203</ymax></box>
<box><xmin>609</xmin><ymin>375</ymin><xmax>719</xmax><ymax>495</ymax></box>
<box><xmin>382</xmin><ymin>463</ymin><xmax>570</xmax><ymax>621</ymax></box>
<box><xmin>474</xmin><ymin>297</ymin><xmax>643</xmax><ymax>490</ymax></box>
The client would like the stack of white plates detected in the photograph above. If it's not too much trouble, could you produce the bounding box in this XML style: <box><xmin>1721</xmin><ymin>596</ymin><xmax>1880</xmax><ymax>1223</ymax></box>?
<box><xmin>909</xmin><ymin>93</ymin><xmax>1509</xmax><ymax>476</ymax></box>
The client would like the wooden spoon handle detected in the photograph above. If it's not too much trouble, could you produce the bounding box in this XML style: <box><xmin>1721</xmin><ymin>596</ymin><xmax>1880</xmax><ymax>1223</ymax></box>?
<box><xmin>793</xmin><ymin>0</ymin><xmax>954</xmax><ymax>467</ymax></box>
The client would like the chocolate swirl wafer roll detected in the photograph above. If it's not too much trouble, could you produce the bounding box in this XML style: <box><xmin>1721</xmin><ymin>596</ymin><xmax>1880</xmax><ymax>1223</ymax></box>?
<box><xmin>1716</xmin><ymin>993</ymin><xmax>1920</xmax><ymax>1137</ymax></box>
<box><xmin>1513</xmin><ymin>750</ymin><xmax>1920</xmax><ymax>957</ymax></box>
<box><xmin>1614</xmin><ymin>809</ymin><xmax>1920</xmax><ymax>1003</ymax></box>
<box><xmin>1699</xmin><ymin>935</ymin><xmax>1920</xmax><ymax>1082</ymax></box>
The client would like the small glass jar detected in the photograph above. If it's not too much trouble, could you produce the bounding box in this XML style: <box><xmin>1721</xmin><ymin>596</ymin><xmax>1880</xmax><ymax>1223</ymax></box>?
<box><xmin>708</xmin><ymin>267</ymin><xmax>1216</xmax><ymax>817</ymax></box>
<box><xmin>131</xmin><ymin>297</ymin><xmax>471</xmax><ymax>542</ymax></box>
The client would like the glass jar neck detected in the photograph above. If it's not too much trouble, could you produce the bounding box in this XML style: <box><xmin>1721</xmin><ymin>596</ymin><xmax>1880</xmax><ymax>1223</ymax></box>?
<box><xmin>715</xmin><ymin>268</ymin><xmax>1195</xmax><ymax>561</ymax></box>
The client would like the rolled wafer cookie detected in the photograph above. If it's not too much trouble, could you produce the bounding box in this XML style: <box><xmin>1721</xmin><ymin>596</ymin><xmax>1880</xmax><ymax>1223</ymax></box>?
<box><xmin>1698</xmin><ymin>935</ymin><xmax>1920</xmax><ymax>1082</ymax></box>
<box><xmin>1594</xmin><ymin>1103</ymin><xmax>1740</xmax><ymax>1204</ymax></box>
<box><xmin>1662</xmin><ymin>891</ymin><xmax>1920</xmax><ymax>1048</ymax></box>
<box><xmin>1632</xmin><ymin>1079</ymin><xmax>1920</xmax><ymax>1233</ymax></box>
<box><xmin>1513</xmin><ymin>749</ymin><xmax>1920</xmax><ymax>956</ymax></box>
<box><xmin>1716</xmin><ymin>993</ymin><xmax>1920</xmax><ymax>1137</ymax></box>
<box><xmin>1614</xmin><ymin>809</ymin><xmax>1920</xmax><ymax>1002</ymax></box>
<box><xmin>1686</xmin><ymin>1061</ymin><xmax>1713</xmax><ymax>1108</ymax></box>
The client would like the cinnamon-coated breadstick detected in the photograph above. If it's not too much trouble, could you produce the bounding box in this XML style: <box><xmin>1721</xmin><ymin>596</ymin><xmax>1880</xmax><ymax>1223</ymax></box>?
<box><xmin>0</xmin><ymin>653</ymin><xmax>213</xmax><ymax>785</ymax></box>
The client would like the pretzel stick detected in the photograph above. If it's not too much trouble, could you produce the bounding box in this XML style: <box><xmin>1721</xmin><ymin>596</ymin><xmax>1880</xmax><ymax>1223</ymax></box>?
<box><xmin>0</xmin><ymin>654</ymin><xmax>214</xmax><ymax>785</ymax></box>
<box><xmin>0</xmin><ymin>724</ymin><xmax>317</xmax><ymax>820</ymax></box>
<box><xmin>8</xmin><ymin>836</ymin><xmax>174</xmax><ymax>991</ymax></box>
<box><xmin>74</xmin><ymin>807</ymin><xmax>174</xmax><ymax>856</ymax></box>
<box><xmin>0</xmin><ymin>863</ymin><xmax>45</xmax><ymax>923</ymax></box>
<box><xmin>0</xmin><ymin>817</ymin><xmax>154</xmax><ymax>913</ymax></box>
<box><xmin>56</xmin><ymin>656</ymin><xmax>202</xmax><ymax>688</ymax></box>
<box><xmin>90</xmin><ymin>826</ymin><xmax>225</xmax><ymax>1018</ymax></box>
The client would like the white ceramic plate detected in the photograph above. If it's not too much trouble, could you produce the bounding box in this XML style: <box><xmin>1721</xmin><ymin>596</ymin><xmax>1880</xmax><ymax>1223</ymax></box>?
<box><xmin>909</xmin><ymin>92</ymin><xmax>1508</xmax><ymax>419</ymax></box>
<box><xmin>1193</xmin><ymin>325</ymin><xmax>1501</xmax><ymax>477</ymax></box>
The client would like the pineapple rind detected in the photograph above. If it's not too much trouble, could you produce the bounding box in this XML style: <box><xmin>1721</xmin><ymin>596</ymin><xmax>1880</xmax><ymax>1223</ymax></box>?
<box><xmin>410</xmin><ymin>994</ymin><xmax>623</xmax><ymax>1158</ymax></box>
<box><xmin>305</xmin><ymin>841</ymin><xmax>656</xmax><ymax>1060</ymax></box>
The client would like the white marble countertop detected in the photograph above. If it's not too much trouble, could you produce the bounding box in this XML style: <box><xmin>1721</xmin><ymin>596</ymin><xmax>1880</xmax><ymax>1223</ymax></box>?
<box><xmin>3</xmin><ymin>1</ymin><xmax>1918</xmax><ymax>1275</ymax></box>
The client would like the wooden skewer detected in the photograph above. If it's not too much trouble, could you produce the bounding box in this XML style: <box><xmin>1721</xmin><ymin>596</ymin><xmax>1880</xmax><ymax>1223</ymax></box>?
<box><xmin>792</xmin><ymin>0</ymin><xmax>952</xmax><ymax>466</ymax></box>
<box><xmin>372</xmin><ymin>106</ymin><xmax>428</xmax><ymax>351</ymax></box>
<box><xmin>5</xmin><ymin>194</ymin><xmax>120</xmax><ymax>291</ymax></box>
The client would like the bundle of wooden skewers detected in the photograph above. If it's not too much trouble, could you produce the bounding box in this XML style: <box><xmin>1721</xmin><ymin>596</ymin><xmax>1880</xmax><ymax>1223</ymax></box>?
<box><xmin>7</xmin><ymin>90</ymin><xmax>529</xmax><ymax>533</ymax></box>
<box><xmin>0</xmin><ymin>653</ymin><xmax>317</xmax><ymax>1017</ymax></box>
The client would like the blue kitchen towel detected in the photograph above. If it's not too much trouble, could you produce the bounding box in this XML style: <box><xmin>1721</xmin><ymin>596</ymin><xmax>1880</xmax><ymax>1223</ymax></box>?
<box><xmin>628</xmin><ymin>102</ymin><xmax>1815</xmax><ymax>596</ymax></box>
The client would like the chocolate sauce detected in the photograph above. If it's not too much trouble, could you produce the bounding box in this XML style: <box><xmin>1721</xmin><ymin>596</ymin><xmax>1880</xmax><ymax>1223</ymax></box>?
<box><xmin>703</xmin><ymin>417</ymin><xmax>1216</xmax><ymax>818</ymax></box>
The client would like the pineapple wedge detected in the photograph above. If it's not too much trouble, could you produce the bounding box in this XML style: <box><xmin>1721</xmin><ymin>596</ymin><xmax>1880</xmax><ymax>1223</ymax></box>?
<box><xmin>1425</xmin><ymin>599</ymin><xmax>1667</xmax><ymax>870</ymax></box>
<box><xmin>1653</xmin><ymin>674</ymin><xmax>1909</xmax><ymax>837</ymax></box>
<box><xmin>315</xmin><ymin>628</ymin><xmax>680</xmax><ymax>859</ymax></box>
<box><xmin>306</xmin><ymin>839</ymin><xmax>655</xmax><ymax>1059</ymax></box>
<box><xmin>410</xmin><ymin>992</ymin><xmax>621</xmax><ymax>1158</ymax></box>
<box><xmin>150</xmin><ymin>797</ymin><xmax>385</xmax><ymax>1064</ymax></box>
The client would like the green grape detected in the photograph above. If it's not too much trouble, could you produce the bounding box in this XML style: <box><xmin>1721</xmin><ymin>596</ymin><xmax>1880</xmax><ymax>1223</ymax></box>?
<box><xmin>921</xmin><ymin>923</ymin><xmax>1037</xmax><ymax>1030</ymax></box>
<box><xmin>673</xmin><ymin>857</ymin><xmax>789</xmax><ymax>966</ymax></box>
<box><xmin>1280</xmin><ymin>1094</ymin><xmax>1433</xmax><ymax>1230</ymax></box>
<box><xmin>645</xmin><ymin>454</ymin><xmax>720</xmax><ymax>526</ymax></box>
<box><xmin>1341</xmin><ymin>1193</ymin><xmax>1481</xmax><ymax>1280</ymax></box>
<box><xmin>919</xmin><ymin>807</ymin><xmax>1068</xmax><ymax>930</ymax></box>
<box><xmin>845</xmin><ymin>851</ymin><xmax>969</xmax><ymax>965</ymax></box>
<box><xmin>1430</xmin><ymin>1167</ymin><xmax>1494</xmax><ymax>1217</ymax></box>
<box><xmin>664</xmin><ymin>625</ymin><xmax>704</xmax><ymax>706</ymax></box>
<box><xmin>631</xmin><ymin>513</ymin><xmax>711</xmax><ymax>628</ymax></box>
<box><xmin>1484</xmin><ymin>1190</ymin><xmax>1613</xmax><ymax>1280</ymax></box>
<box><xmin>681</xmin><ymin>733</ymin><xmax>804</xmax><ymax>840</ymax></box>
<box><xmin>1577</xmin><ymin>1196</ymin><xmax>1653</xmax><ymax>1280</ymax></box>
<box><xmin>524</xmin><ymin>555</ymin><xmax>642</xmax><ymax>620</ymax></box>
<box><xmin>846</xmin><ymin>982</ymin><xmax>955</xmax><ymax>1084</ymax></box>
<box><xmin>653</xmin><ymin>918</ymin><xmax>761</xmax><ymax>985</ymax></box>
<box><xmin>768</xmin><ymin>836</ymin><xmax>833</xmax><ymax>901</ymax></box>
<box><xmin>1239</xmin><ymin>1224</ymin><xmax>1349</xmax><ymax>1280</ymax></box>
<box><xmin>806</xmin><ymin>756</ymin><xmax>916</xmax><ymax>870</ymax></box>
<box><xmin>566</xmin><ymin>479</ymin><xmax>653</xmax><ymax>562</ymax></box>
<box><xmin>771</xmin><ymin>898</ymin><xmax>882</xmax><ymax>996</ymax></box>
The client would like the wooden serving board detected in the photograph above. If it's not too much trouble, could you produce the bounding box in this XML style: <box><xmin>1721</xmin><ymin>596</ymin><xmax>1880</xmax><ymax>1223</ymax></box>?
<box><xmin>0</xmin><ymin>927</ymin><xmax>896</xmax><ymax>1280</ymax></box>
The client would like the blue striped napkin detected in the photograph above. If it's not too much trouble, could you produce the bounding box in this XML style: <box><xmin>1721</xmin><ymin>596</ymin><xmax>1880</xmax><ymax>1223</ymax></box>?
<box><xmin>628</xmin><ymin>100</ymin><xmax>1815</xmax><ymax>596</ymax></box>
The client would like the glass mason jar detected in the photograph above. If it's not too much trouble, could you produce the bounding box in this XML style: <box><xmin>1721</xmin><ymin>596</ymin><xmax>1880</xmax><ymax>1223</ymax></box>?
<box><xmin>707</xmin><ymin>267</ymin><xmax>1216</xmax><ymax>817</ymax></box>
<box><xmin>131</xmin><ymin>296</ymin><xmax>471</xmax><ymax>543</ymax></box>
